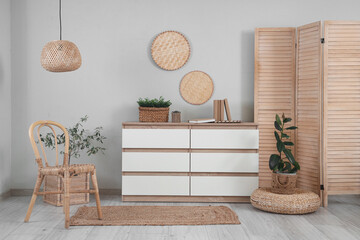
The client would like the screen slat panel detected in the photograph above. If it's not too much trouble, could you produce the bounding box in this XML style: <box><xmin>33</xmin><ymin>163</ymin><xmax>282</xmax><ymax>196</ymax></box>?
<box><xmin>324</xmin><ymin>21</ymin><xmax>360</xmax><ymax>205</ymax></box>
<box><xmin>296</xmin><ymin>21</ymin><xmax>322</xmax><ymax>196</ymax></box>
<box><xmin>255</xmin><ymin>28</ymin><xmax>296</xmax><ymax>187</ymax></box>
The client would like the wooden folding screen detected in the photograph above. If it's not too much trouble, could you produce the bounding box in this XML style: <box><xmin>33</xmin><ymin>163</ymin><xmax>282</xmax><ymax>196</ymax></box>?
<box><xmin>323</xmin><ymin>21</ymin><xmax>360</xmax><ymax>205</ymax></box>
<box><xmin>255</xmin><ymin>21</ymin><xmax>360</xmax><ymax>206</ymax></box>
<box><xmin>296</xmin><ymin>22</ymin><xmax>322</xmax><ymax>196</ymax></box>
<box><xmin>254</xmin><ymin>28</ymin><xmax>296</xmax><ymax>187</ymax></box>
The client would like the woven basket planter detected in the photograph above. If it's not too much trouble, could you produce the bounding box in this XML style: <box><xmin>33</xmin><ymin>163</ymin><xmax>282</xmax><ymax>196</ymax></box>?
<box><xmin>139</xmin><ymin>107</ymin><xmax>169</xmax><ymax>122</ymax></box>
<box><xmin>271</xmin><ymin>173</ymin><xmax>297</xmax><ymax>194</ymax></box>
<box><xmin>43</xmin><ymin>173</ymin><xmax>89</xmax><ymax>206</ymax></box>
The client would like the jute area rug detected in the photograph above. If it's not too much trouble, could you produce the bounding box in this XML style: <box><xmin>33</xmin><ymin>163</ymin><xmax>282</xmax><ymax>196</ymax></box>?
<box><xmin>70</xmin><ymin>206</ymin><xmax>240</xmax><ymax>226</ymax></box>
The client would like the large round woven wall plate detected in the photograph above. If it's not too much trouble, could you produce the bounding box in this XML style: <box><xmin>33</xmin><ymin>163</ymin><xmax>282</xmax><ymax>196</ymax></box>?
<box><xmin>180</xmin><ymin>71</ymin><xmax>214</xmax><ymax>105</ymax></box>
<box><xmin>151</xmin><ymin>31</ymin><xmax>191</xmax><ymax>71</ymax></box>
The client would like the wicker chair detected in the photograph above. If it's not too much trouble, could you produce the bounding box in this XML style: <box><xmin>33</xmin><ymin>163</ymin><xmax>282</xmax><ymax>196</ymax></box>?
<box><xmin>24</xmin><ymin>120</ymin><xmax>103</xmax><ymax>228</ymax></box>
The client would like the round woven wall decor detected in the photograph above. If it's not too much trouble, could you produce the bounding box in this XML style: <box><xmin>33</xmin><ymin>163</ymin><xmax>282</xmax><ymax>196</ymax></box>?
<box><xmin>41</xmin><ymin>40</ymin><xmax>82</xmax><ymax>72</ymax></box>
<box><xmin>180</xmin><ymin>71</ymin><xmax>214</xmax><ymax>105</ymax></box>
<box><xmin>151</xmin><ymin>31</ymin><xmax>190</xmax><ymax>71</ymax></box>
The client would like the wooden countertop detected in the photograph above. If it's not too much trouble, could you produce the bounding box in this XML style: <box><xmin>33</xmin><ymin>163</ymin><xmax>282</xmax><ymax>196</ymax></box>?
<box><xmin>122</xmin><ymin>122</ymin><xmax>258</xmax><ymax>128</ymax></box>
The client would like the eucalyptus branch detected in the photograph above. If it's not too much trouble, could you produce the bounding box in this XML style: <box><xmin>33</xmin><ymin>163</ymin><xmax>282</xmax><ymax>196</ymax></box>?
<box><xmin>39</xmin><ymin>115</ymin><xmax>106</xmax><ymax>163</ymax></box>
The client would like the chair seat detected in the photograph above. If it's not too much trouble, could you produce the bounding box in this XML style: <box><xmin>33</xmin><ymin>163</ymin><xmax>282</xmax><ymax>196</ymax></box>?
<box><xmin>40</xmin><ymin>164</ymin><xmax>95</xmax><ymax>176</ymax></box>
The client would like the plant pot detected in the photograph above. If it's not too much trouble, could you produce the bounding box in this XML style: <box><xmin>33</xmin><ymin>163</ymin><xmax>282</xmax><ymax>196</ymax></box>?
<box><xmin>271</xmin><ymin>172</ymin><xmax>297</xmax><ymax>194</ymax></box>
<box><xmin>139</xmin><ymin>107</ymin><xmax>169</xmax><ymax>122</ymax></box>
<box><xmin>43</xmin><ymin>173</ymin><xmax>90</xmax><ymax>206</ymax></box>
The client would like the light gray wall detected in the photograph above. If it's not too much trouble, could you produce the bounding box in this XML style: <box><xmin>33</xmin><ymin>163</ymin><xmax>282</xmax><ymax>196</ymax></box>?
<box><xmin>10</xmin><ymin>0</ymin><xmax>360</xmax><ymax>189</ymax></box>
<box><xmin>0</xmin><ymin>0</ymin><xmax>12</xmax><ymax>195</ymax></box>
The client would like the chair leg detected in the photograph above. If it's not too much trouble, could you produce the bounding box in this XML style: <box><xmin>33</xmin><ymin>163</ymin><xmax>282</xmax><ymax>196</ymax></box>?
<box><xmin>64</xmin><ymin>171</ymin><xmax>71</xmax><ymax>229</ymax></box>
<box><xmin>91</xmin><ymin>170</ymin><xmax>103</xmax><ymax>219</ymax></box>
<box><xmin>24</xmin><ymin>175</ymin><xmax>44</xmax><ymax>222</ymax></box>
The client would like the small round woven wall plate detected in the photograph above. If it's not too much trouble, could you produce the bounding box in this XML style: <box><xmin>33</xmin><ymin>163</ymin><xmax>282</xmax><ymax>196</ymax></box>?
<box><xmin>180</xmin><ymin>71</ymin><xmax>214</xmax><ymax>105</ymax></box>
<box><xmin>151</xmin><ymin>31</ymin><xmax>191</xmax><ymax>71</ymax></box>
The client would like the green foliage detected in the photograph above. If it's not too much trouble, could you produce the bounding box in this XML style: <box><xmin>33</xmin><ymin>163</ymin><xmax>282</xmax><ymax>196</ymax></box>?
<box><xmin>137</xmin><ymin>96</ymin><xmax>172</xmax><ymax>108</ymax></box>
<box><xmin>268</xmin><ymin>113</ymin><xmax>300</xmax><ymax>173</ymax></box>
<box><xmin>39</xmin><ymin>116</ymin><xmax>106</xmax><ymax>161</ymax></box>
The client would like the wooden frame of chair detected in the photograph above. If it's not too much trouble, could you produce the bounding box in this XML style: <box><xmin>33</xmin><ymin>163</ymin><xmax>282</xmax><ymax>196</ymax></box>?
<box><xmin>24</xmin><ymin>120</ymin><xmax>102</xmax><ymax>229</ymax></box>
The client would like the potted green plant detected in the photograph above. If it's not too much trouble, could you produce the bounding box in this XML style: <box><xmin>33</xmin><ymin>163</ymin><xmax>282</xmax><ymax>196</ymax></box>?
<box><xmin>269</xmin><ymin>113</ymin><xmax>300</xmax><ymax>194</ymax></box>
<box><xmin>137</xmin><ymin>96</ymin><xmax>172</xmax><ymax>122</ymax></box>
<box><xmin>39</xmin><ymin>115</ymin><xmax>106</xmax><ymax>206</ymax></box>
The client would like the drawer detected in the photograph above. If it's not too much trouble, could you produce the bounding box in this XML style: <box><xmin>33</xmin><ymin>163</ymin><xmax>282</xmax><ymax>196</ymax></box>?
<box><xmin>191</xmin><ymin>176</ymin><xmax>258</xmax><ymax>196</ymax></box>
<box><xmin>122</xmin><ymin>176</ymin><xmax>189</xmax><ymax>196</ymax></box>
<box><xmin>191</xmin><ymin>129</ymin><xmax>259</xmax><ymax>149</ymax></box>
<box><xmin>123</xmin><ymin>152</ymin><xmax>189</xmax><ymax>172</ymax></box>
<box><xmin>191</xmin><ymin>153</ymin><xmax>258</xmax><ymax>172</ymax></box>
<box><xmin>122</xmin><ymin>129</ymin><xmax>189</xmax><ymax>148</ymax></box>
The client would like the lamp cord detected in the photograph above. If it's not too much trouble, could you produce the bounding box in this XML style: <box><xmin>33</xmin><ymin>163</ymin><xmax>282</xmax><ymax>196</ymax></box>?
<box><xmin>59</xmin><ymin>0</ymin><xmax>62</xmax><ymax>40</ymax></box>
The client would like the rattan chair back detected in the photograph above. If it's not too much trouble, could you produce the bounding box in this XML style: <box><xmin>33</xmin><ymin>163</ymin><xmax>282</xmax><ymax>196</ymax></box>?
<box><xmin>29</xmin><ymin>120</ymin><xmax>70</xmax><ymax>167</ymax></box>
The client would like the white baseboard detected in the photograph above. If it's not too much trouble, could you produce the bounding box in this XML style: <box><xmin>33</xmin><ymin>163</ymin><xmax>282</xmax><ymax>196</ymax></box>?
<box><xmin>0</xmin><ymin>190</ymin><xmax>11</xmax><ymax>199</ymax></box>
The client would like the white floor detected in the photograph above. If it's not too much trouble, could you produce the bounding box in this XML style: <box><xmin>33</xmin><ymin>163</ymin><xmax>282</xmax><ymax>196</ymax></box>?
<box><xmin>0</xmin><ymin>194</ymin><xmax>359</xmax><ymax>240</ymax></box>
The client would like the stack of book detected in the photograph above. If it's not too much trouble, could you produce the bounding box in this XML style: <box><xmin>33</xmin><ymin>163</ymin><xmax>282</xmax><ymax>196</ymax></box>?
<box><xmin>188</xmin><ymin>118</ymin><xmax>215</xmax><ymax>123</ymax></box>
<box><xmin>213</xmin><ymin>98</ymin><xmax>232</xmax><ymax>122</ymax></box>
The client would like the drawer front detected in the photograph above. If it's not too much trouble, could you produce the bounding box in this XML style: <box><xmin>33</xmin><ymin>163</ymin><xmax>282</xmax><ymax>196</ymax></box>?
<box><xmin>191</xmin><ymin>176</ymin><xmax>258</xmax><ymax>196</ymax></box>
<box><xmin>191</xmin><ymin>153</ymin><xmax>258</xmax><ymax>172</ymax></box>
<box><xmin>122</xmin><ymin>129</ymin><xmax>189</xmax><ymax>148</ymax></box>
<box><xmin>122</xmin><ymin>176</ymin><xmax>189</xmax><ymax>195</ymax></box>
<box><xmin>191</xmin><ymin>129</ymin><xmax>259</xmax><ymax>149</ymax></box>
<box><xmin>123</xmin><ymin>152</ymin><xmax>189</xmax><ymax>172</ymax></box>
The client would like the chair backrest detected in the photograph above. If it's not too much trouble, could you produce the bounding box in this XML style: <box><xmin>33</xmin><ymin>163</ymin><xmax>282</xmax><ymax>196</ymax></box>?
<box><xmin>29</xmin><ymin>120</ymin><xmax>70</xmax><ymax>168</ymax></box>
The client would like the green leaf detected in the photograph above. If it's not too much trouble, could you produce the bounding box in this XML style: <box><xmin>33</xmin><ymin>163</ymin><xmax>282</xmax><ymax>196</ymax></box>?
<box><xmin>278</xmin><ymin>162</ymin><xmax>284</xmax><ymax>171</ymax></box>
<box><xmin>275</xmin><ymin>114</ymin><xmax>282</xmax><ymax>126</ymax></box>
<box><xmin>269</xmin><ymin>154</ymin><xmax>281</xmax><ymax>170</ymax></box>
<box><xmin>274</xmin><ymin>121</ymin><xmax>282</xmax><ymax>131</ymax></box>
<box><xmin>277</xmin><ymin>140</ymin><xmax>285</xmax><ymax>153</ymax></box>
<box><xmin>290</xmin><ymin>167</ymin><xmax>298</xmax><ymax>173</ymax></box>
<box><xmin>286</xmin><ymin>126</ymin><xmax>298</xmax><ymax>130</ymax></box>
<box><xmin>283</xmin><ymin>117</ymin><xmax>292</xmax><ymax>123</ymax></box>
<box><xmin>281</xmin><ymin>133</ymin><xmax>290</xmax><ymax>139</ymax></box>
<box><xmin>283</xmin><ymin>148</ymin><xmax>295</xmax><ymax>165</ymax></box>
<box><xmin>283</xmin><ymin>162</ymin><xmax>292</xmax><ymax>172</ymax></box>
<box><xmin>284</xmin><ymin>141</ymin><xmax>294</xmax><ymax>146</ymax></box>
<box><xmin>274</xmin><ymin>131</ymin><xmax>281</xmax><ymax>142</ymax></box>
<box><xmin>293</xmin><ymin>161</ymin><xmax>300</xmax><ymax>171</ymax></box>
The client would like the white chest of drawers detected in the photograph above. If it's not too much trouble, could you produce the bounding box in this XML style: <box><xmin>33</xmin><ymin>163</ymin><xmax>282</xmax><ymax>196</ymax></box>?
<box><xmin>122</xmin><ymin>122</ymin><xmax>259</xmax><ymax>202</ymax></box>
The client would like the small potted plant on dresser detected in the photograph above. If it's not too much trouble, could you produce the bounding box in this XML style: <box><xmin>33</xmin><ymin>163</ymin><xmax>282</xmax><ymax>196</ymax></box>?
<box><xmin>39</xmin><ymin>116</ymin><xmax>106</xmax><ymax>206</ymax></box>
<box><xmin>137</xmin><ymin>96</ymin><xmax>172</xmax><ymax>122</ymax></box>
<box><xmin>269</xmin><ymin>113</ymin><xmax>300</xmax><ymax>194</ymax></box>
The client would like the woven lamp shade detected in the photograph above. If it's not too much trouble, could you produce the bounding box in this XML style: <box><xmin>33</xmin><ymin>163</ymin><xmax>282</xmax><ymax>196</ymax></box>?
<box><xmin>41</xmin><ymin>40</ymin><xmax>82</xmax><ymax>72</ymax></box>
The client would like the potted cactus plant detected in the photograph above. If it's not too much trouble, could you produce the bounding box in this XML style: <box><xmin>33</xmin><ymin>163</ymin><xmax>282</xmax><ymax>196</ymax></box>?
<box><xmin>269</xmin><ymin>113</ymin><xmax>300</xmax><ymax>194</ymax></box>
<box><xmin>137</xmin><ymin>96</ymin><xmax>172</xmax><ymax>122</ymax></box>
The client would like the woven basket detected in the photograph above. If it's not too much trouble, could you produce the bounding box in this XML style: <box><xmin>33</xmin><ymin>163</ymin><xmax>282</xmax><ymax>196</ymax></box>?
<box><xmin>271</xmin><ymin>173</ymin><xmax>297</xmax><ymax>194</ymax></box>
<box><xmin>43</xmin><ymin>173</ymin><xmax>89</xmax><ymax>207</ymax></box>
<box><xmin>139</xmin><ymin>107</ymin><xmax>169</xmax><ymax>122</ymax></box>
<box><xmin>251</xmin><ymin>188</ymin><xmax>320</xmax><ymax>215</ymax></box>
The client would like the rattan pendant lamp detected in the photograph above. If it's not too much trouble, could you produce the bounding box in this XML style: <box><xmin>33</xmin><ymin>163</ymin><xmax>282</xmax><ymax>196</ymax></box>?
<box><xmin>41</xmin><ymin>0</ymin><xmax>81</xmax><ymax>72</ymax></box>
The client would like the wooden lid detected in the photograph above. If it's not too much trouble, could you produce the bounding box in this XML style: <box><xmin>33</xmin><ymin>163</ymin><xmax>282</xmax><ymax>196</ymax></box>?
<box><xmin>151</xmin><ymin>31</ymin><xmax>191</xmax><ymax>71</ymax></box>
<box><xmin>180</xmin><ymin>71</ymin><xmax>214</xmax><ymax>105</ymax></box>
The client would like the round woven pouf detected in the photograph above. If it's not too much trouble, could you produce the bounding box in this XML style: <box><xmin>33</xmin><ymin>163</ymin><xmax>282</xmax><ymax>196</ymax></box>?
<box><xmin>250</xmin><ymin>188</ymin><xmax>321</xmax><ymax>215</ymax></box>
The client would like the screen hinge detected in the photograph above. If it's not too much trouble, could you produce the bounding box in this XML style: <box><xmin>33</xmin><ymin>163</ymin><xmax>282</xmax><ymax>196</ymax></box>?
<box><xmin>320</xmin><ymin>184</ymin><xmax>324</xmax><ymax>190</ymax></box>
<box><xmin>321</xmin><ymin>38</ymin><xmax>325</xmax><ymax>44</ymax></box>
